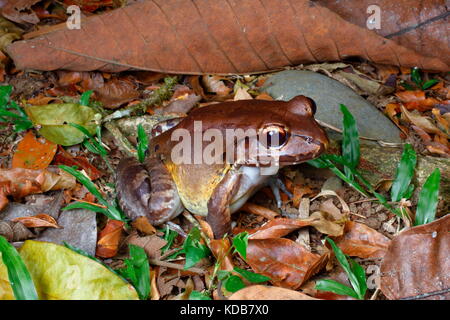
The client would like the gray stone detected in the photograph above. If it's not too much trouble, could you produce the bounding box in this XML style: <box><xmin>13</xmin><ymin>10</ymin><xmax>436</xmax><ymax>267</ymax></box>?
<box><xmin>262</xmin><ymin>70</ymin><xmax>402</xmax><ymax>143</ymax></box>
<box><xmin>37</xmin><ymin>209</ymin><xmax>97</xmax><ymax>256</ymax></box>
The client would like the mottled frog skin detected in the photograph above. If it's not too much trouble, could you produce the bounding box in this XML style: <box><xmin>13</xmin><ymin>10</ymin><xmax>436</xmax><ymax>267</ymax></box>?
<box><xmin>117</xmin><ymin>95</ymin><xmax>328</xmax><ymax>238</ymax></box>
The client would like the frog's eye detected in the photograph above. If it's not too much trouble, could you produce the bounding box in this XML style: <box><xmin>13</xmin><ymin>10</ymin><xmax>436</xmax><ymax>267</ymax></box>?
<box><xmin>260</xmin><ymin>125</ymin><xmax>289</xmax><ymax>149</ymax></box>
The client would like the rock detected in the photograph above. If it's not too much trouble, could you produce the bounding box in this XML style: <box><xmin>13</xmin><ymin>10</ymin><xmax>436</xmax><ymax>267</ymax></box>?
<box><xmin>262</xmin><ymin>70</ymin><xmax>402</xmax><ymax>143</ymax></box>
<box><xmin>37</xmin><ymin>209</ymin><xmax>97</xmax><ymax>256</ymax></box>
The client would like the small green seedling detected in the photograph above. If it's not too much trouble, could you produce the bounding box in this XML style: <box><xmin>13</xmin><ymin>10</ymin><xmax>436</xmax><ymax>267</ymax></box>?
<box><xmin>217</xmin><ymin>267</ymin><xmax>270</xmax><ymax>293</ymax></box>
<box><xmin>189</xmin><ymin>290</ymin><xmax>212</xmax><ymax>300</ymax></box>
<box><xmin>401</xmin><ymin>67</ymin><xmax>439</xmax><ymax>91</ymax></box>
<box><xmin>315</xmin><ymin>238</ymin><xmax>367</xmax><ymax>300</ymax></box>
<box><xmin>415</xmin><ymin>168</ymin><xmax>441</xmax><ymax>226</ymax></box>
<box><xmin>59</xmin><ymin>165</ymin><xmax>127</xmax><ymax>223</ymax></box>
<box><xmin>232</xmin><ymin>231</ymin><xmax>249</xmax><ymax>261</ymax></box>
<box><xmin>137</xmin><ymin>124</ymin><xmax>149</xmax><ymax>163</ymax></box>
<box><xmin>0</xmin><ymin>236</ymin><xmax>38</xmax><ymax>300</ymax></box>
<box><xmin>181</xmin><ymin>227</ymin><xmax>210</xmax><ymax>269</ymax></box>
<box><xmin>0</xmin><ymin>85</ymin><xmax>33</xmax><ymax>132</ymax></box>
<box><xmin>118</xmin><ymin>244</ymin><xmax>151</xmax><ymax>300</ymax></box>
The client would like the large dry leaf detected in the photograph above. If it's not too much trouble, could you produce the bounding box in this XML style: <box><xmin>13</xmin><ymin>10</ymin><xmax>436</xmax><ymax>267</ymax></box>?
<box><xmin>229</xmin><ymin>285</ymin><xmax>318</xmax><ymax>300</ymax></box>
<box><xmin>246</xmin><ymin>238</ymin><xmax>328</xmax><ymax>289</ymax></box>
<box><xmin>0</xmin><ymin>167</ymin><xmax>76</xmax><ymax>210</ymax></box>
<box><xmin>332</xmin><ymin>221</ymin><xmax>391</xmax><ymax>259</ymax></box>
<box><xmin>0</xmin><ymin>240</ymin><xmax>139</xmax><ymax>300</ymax></box>
<box><xmin>380</xmin><ymin>215</ymin><xmax>450</xmax><ymax>300</ymax></box>
<box><xmin>247</xmin><ymin>212</ymin><xmax>344</xmax><ymax>240</ymax></box>
<box><xmin>96</xmin><ymin>219</ymin><xmax>124</xmax><ymax>258</ymax></box>
<box><xmin>6</xmin><ymin>0</ymin><xmax>448</xmax><ymax>74</ymax></box>
<box><xmin>12</xmin><ymin>131</ymin><xmax>57</xmax><ymax>170</ymax></box>
<box><xmin>317</xmin><ymin>0</ymin><xmax>450</xmax><ymax>67</ymax></box>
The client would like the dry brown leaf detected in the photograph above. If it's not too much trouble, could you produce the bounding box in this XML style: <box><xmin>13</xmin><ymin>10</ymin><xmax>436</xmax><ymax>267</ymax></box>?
<box><xmin>401</xmin><ymin>105</ymin><xmax>441</xmax><ymax>134</ymax></box>
<box><xmin>380</xmin><ymin>215</ymin><xmax>450</xmax><ymax>300</ymax></box>
<box><xmin>2</xmin><ymin>0</ymin><xmax>42</xmax><ymax>24</ymax></box>
<box><xmin>202</xmin><ymin>76</ymin><xmax>232</xmax><ymax>96</ymax></box>
<box><xmin>96</xmin><ymin>220</ymin><xmax>124</xmax><ymax>258</ymax></box>
<box><xmin>332</xmin><ymin>221</ymin><xmax>390</xmax><ymax>259</ymax></box>
<box><xmin>94</xmin><ymin>78</ymin><xmax>140</xmax><ymax>109</ymax></box>
<box><xmin>12</xmin><ymin>131</ymin><xmax>57</xmax><ymax>170</ymax></box>
<box><xmin>210</xmin><ymin>238</ymin><xmax>234</xmax><ymax>272</ymax></box>
<box><xmin>229</xmin><ymin>285</ymin><xmax>319</xmax><ymax>300</ymax></box>
<box><xmin>247</xmin><ymin>211</ymin><xmax>344</xmax><ymax>240</ymax></box>
<box><xmin>234</xmin><ymin>87</ymin><xmax>252</xmax><ymax>101</ymax></box>
<box><xmin>0</xmin><ymin>167</ymin><xmax>76</xmax><ymax>210</ymax></box>
<box><xmin>126</xmin><ymin>233</ymin><xmax>167</xmax><ymax>260</ymax></box>
<box><xmin>52</xmin><ymin>146</ymin><xmax>103</xmax><ymax>181</ymax></box>
<box><xmin>131</xmin><ymin>216</ymin><xmax>156</xmax><ymax>235</ymax></box>
<box><xmin>239</xmin><ymin>203</ymin><xmax>279</xmax><ymax>220</ymax></box>
<box><xmin>395</xmin><ymin>90</ymin><xmax>440</xmax><ymax>111</ymax></box>
<box><xmin>7</xmin><ymin>0</ymin><xmax>448</xmax><ymax>73</ymax></box>
<box><xmin>12</xmin><ymin>213</ymin><xmax>61</xmax><ymax>229</ymax></box>
<box><xmin>246</xmin><ymin>238</ymin><xmax>328</xmax><ymax>289</ymax></box>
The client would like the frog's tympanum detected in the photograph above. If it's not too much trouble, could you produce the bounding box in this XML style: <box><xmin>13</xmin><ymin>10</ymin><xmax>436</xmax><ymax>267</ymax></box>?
<box><xmin>116</xmin><ymin>95</ymin><xmax>328</xmax><ymax>238</ymax></box>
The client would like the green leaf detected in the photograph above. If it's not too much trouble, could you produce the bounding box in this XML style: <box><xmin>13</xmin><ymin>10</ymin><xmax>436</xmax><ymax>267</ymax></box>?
<box><xmin>0</xmin><ymin>236</ymin><xmax>38</xmax><ymax>300</ymax></box>
<box><xmin>233</xmin><ymin>267</ymin><xmax>270</xmax><ymax>283</ymax></box>
<box><xmin>118</xmin><ymin>245</ymin><xmax>150</xmax><ymax>300</ymax></box>
<box><xmin>315</xmin><ymin>279</ymin><xmax>359</xmax><ymax>299</ymax></box>
<box><xmin>415</xmin><ymin>168</ymin><xmax>441</xmax><ymax>226</ymax></box>
<box><xmin>307</xmin><ymin>157</ymin><xmax>331</xmax><ymax>169</ymax></box>
<box><xmin>183</xmin><ymin>227</ymin><xmax>210</xmax><ymax>269</ymax></box>
<box><xmin>349</xmin><ymin>259</ymin><xmax>367</xmax><ymax>299</ymax></box>
<box><xmin>391</xmin><ymin>143</ymin><xmax>417</xmax><ymax>202</ymax></box>
<box><xmin>59</xmin><ymin>165</ymin><xmax>126</xmax><ymax>222</ymax></box>
<box><xmin>161</xmin><ymin>226</ymin><xmax>178</xmax><ymax>253</ymax></box>
<box><xmin>80</xmin><ymin>90</ymin><xmax>94</xmax><ymax>106</ymax></box>
<box><xmin>340</xmin><ymin>104</ymin><xmax>360</xmax><ymax>178</ymax></box>
<box><xmin>421</xmin><ymin>79</ymin><xmax>439</xmax><ymax>90</ymax></box>
<box><xmin>232</xmin><ymin>232</ymin><xmax>249</xmax><ymax>261</ymax></box>
<box><xmin>411</xmin><ymin>67</ymin><xmax>422</xmax><ymax>87</ymax></box>
<box><xmin>400</xmin><ymin>82</ymin><xmax>415</xmax><ymax>91</ymax></box>
<box><xmin>326</xmin><ymin>237</ymin><xmax>365</xmax><ymax>299</ymax></box>
<box><xmin>137</xmin><ymin>124</ymin><xmax>149</xmax><ymax>163</ymax></box>
<box><xmin>217</xmin><ymin>270</ymin><xmax>231</xmax><ymax>281</ymax></box>
<box><xmin>62</xmin><ymin>202</ymin><xmax>109</xmax><ymax>215</ymax></box>
<box><xmin>0</xmin><ymin>85</ymin><xmax>12</xmax><ymax>107</ymax></box>
<box><xmin>223</xmin><ymin>275</ymin><xmax>245</xmax><ymax>293</ymax></box>
<box><xmin>25</xmin><ymin>103</ymin><xmax>98</xmax><ymax>146</ymax></box>
<box><xmin>189</xmin><ymin>290</ymin><xmax>212</xmax><ymax>300</ymax></box>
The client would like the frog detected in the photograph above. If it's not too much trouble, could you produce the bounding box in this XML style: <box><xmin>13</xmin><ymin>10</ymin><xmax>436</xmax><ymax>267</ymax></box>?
<box><xmin>116</xmin><ymin>95</ymin><xmax>329</xmax><ymax>239</ymax></box>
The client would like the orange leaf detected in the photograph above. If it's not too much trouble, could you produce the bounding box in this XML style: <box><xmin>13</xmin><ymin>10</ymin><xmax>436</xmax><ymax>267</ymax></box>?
<box><xmin>395</xmin><ymin>90</ymin><xmax>440</xmax><ymax>111</ymax></box>
<box><xmin>96</xmin><ymin>220</ymin><xmax>124</xmax><ymax>258</ymax></box>
<box><xmin>246</xmin><ymin>238</ymin><xmax>328</xmax><ymax>289</ymax></box>
<box><xmin>53</xmin><ymin>146</ymin><xmax>103</xmax><ymax>180</ymax></box>
<box><xmin>13</xmin><ymin>214</ymin><xmax>61</xmax><ymax>229</ymax></box>
<box><xmin>12</xmin><ymin>131</ymin><xmax>57</xmax><ymax>170</ymax></box>
<box><xmin>331</xmin><ymin>221</ymin><xmax>391</xmax><ymax>259</ymax></box>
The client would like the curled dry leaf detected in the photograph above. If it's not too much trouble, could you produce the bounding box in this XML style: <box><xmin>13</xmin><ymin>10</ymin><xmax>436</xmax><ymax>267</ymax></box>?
<box><xmin>52</xmin><ymin>145</ymin><xmax>103</xmax><ymax>180</ymax></box>
<box><xmin>239</xmin><ymin>203</ymin><xmax>279</xmax><ymax>220</ymax></box>
<box><xmin>380</xmin><ymin>214</ymin><xmax>450</xmax><ymax>300</ymax></box>
<box><xmin>125</xmin><ymin>233</ymin><xmax>167</xmax><ymax>260</ymax></box>
<box><xmin>0</xmin><ymin>220</ymin><xmax>34</xmax><ymax>242</ymax></box>
<box><xmin>96</xmin><ymin>219</ymin><xmax>124</xmax><ymax>258</ymax></box>
<box><xmin>210</xmin><ymin>238</ymin><xmax>234</xmax><ymax>272</ymax></box>
<box><xmin>1</xmin><ymin>0</ymin><xmax>42</xmax><ymax>24</ymax></box>
<box><xmin>12</xmin><ymin>213</ymin><xmax>61</xmax><ymax>229</ymax></box>
<box><xmin>12</xmin><ymin>131</ymin><xmax>57</xmax><ymax>170</ymax></box>
<box><xmin>247</xmin><ymin>211</ymin><xmax>344</xmax><ymax>240</ymax></box>
<box><xmin>94</xmin><ymin>78</ymin><xmax>140</xmax><ymax>109</ymax></box>
<box><xmin>400</xmin><ymin>105</ymin><xmax>441</xmax><ymax>135</ymax></box>
<box><xmin>246</xmin><ymin>238</ymin><xmax>328</xmax><ymax>289</ymax></box>
<box><xmin>0</xmin><ymin>167</ymin><xmax>76</xmax><ymax>210</ymax></box>
<box><xmin>332</xmin><ymin>221</ymin><xmax>391</xmax><ymax>259</ymax></box>
<box><xmin>229</xmin><ymin>285</ymin><xmax>318</xmax><ymax>300</ymax></box>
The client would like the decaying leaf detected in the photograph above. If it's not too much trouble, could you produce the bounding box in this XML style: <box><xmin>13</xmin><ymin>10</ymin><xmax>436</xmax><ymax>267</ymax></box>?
<box><xmin>52</xmin><ymin>146</ymin><xmax>103</xmax><ymax>181</ymax></box>
<box><xmin>125</xmin><ymin>233</ymin><xmax>167</xmax><ymax>260</ymax></box>
<box><xmin>380</xmin><ymin>215</ymin><xmax>450</xmax><ymax>300</ymax></box>
<box><xmin>7</xmin><ymin>0</ymin><xmax>448</xmax><ymax>74</ymax></box>
<box><xmin>0</xmin><ymin>240</ymin><xmax>139</xmax><ymax>300</ymax></box>
<box><xmin>0</xmin><ymin>167</ymin><xmax>76</xmax><ymax>210</ymax></box>
<box><xmin>96</xmin><ymin>220</ymin><xmax>124</xmax><ymax>258</ymax></box>
<box><xmin>0</xmin><ymin>221</ymin><xmax>34</xmax><ymax>242</ymax></box>
<box><xmin>25</xmin><ymin>103</ymin><xmax>99</xmax><ymax>146</ymax></box>
<box><xmin>12</xmin><ymin>213</ymin><xmax>61</xmax><ymax>229</ymax></box>
<box><xmin>94</xmin><ymin>78</ymin><xmax>140</xmax><ymax>109</ymax></box>
<box><xmin>400</xmin><ymin>104</ymin><xmax>441</xmax><ymax>135</ymax></box>
<box><xmin>1</xmin><ymin>0</ymin><xmax>42</xmax><ymax>24</ymax></box>
<box><xmin>246</xmin><ymin>238</ymin><xmax>328</xmax><ymax>289</ymax></box>
<box><xmin>332</xmin><ymin>221</ymin><xmax>390</xmax><ymax>259</ymax></box>
<box><xmin>12</xmin><ymin>131</ymin><xmax>57</xmax><ymax>170</ymax></box>
<box><xmin>210</xmin><ymin>238</ymin><xmax>234</xmax><ymax>272</ymax></box>
<box><xmin>247</xmin><ymin>211</ymin><xmax>345</xmax><ymax>240</ymax></box>
<box><xmin>228</xmin><ymin>285</ymin><xmax>318</xmax><ymax>300</ymax></box>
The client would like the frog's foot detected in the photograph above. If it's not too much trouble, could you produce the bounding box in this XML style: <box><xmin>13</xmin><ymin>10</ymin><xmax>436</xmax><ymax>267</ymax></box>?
<box><xmin>268</xmin><ymin>176</ymin><xmax>293</xmax><ymax>208</ymax></box>
<box><xmin>116</xmin><ymin>157</ymin><xmax>182</xmax><ymax>226</ymax></box>
<box><xmin>207</xmin><ymin>170</ymin><xmax>242</xmax><ymax>239</ymax></box>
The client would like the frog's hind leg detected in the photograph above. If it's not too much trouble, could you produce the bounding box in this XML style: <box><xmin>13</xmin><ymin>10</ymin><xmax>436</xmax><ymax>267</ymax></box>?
<box><xmin>268</xmin><ymin>176</ymin><xmax>293</xmax><ymax>208</ymax></box>
<box><xmin>116</xmin><ymin>157</ymin><xmax>182</xmax><ymax>226</ymax></box>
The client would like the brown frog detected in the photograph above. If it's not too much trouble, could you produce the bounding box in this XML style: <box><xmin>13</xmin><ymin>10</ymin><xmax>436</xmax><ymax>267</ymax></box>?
<box><xmin>116</xmin><ymin>95</ymin><xmax>328</xmax><ymax>238</ymax></box>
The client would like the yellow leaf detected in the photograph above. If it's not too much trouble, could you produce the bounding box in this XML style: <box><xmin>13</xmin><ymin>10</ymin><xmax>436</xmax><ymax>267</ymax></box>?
<box><xmin>0</xmin><ymin>241</ymin><xmax>138</xmax><ymax>300</ymax></box>
<box><xmin>0</xmin><ymin>253</ymin><xmax>15</xmax><ymax>300</ymax></box>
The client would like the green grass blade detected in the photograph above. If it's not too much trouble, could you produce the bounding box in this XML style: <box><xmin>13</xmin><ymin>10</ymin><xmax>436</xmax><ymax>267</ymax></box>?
<box><xmin>411</xmin><ymin>67</ymin><xmax>422</xmax><ymax>87</ymax></box>
<box><xmin>421</xmin><ymin>79</ymin><xmax>439</xmax><ymax>90</ymax></box>
<box><xmin>126</xmin><ymin>244</ymin><xmax>151</xmax><ymax>300</ymax></box>
<box><xmin>0</xmin><ymin>85</ymin><xmax>12</xmax><ymax>107</ymax></box>
<box><xmin>391</xmin><ymin>144</ymin><xmax>417</xmax><ymax>202</ymax></box>
<box><xmin>315</xmin><ymin>279</ymin><xmax>359</xmax><ymax>299</ymax></box>
<box><xmin>80</xmin><ymin>90</ymin><xmax>93</xmax><ymax>106</ymax></box>
<box><xmin>415</xmin><ymin>168</ymin><xmax>441</xmax><ymax>226</ymax></box>
<box><xmin>349</xmin><ymin>259</ymin><xmax>367</xmax><ymax>299</ymax></box>
<box><xmin>62</xmin><ymin>202</ymin><xmax>109</xmax><ymax>215</ymax></box>
<box><xmin>137</xmin><ymin>124</ymin><xmax>149</xmax><ymax>163</ymax></box>
<box><xmin>340</xmin><ymin>104</ymin><xmax>360</xmax><ymax>178</ymax></box>
<box><xmin>0</xmin><ymin>236</ymin><xmax>38</xmax><ymax>300</ymax></box>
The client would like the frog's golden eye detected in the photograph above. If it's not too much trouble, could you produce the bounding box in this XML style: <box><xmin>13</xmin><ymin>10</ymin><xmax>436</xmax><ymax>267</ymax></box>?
<box><xmin>260</xmin><ymin>125</ymin><xmax>289</xmax><ymax>149</ymax></box>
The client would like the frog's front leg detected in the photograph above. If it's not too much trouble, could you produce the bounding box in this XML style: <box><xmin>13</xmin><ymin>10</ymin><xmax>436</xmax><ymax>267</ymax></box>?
<box><xmin>117</xmin><ymin>157</ymin><xmax>183</xmax><ymax>225</ymax></box>
<box><xmin>206</xmin><ymin>168</ymin><xmax>242</xmax><ymax>239</ymax></box>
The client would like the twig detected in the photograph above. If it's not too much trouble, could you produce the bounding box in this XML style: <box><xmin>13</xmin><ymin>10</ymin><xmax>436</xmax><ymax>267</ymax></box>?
<box><xmin>400</xmin><ymin>288</ymin><xmax>450</xmax><ymax>300</ymax></box>
<box><xmin>148</xmin><ymin>258</ymin><xmax>205</xmax><ymax>275</ymax></box>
